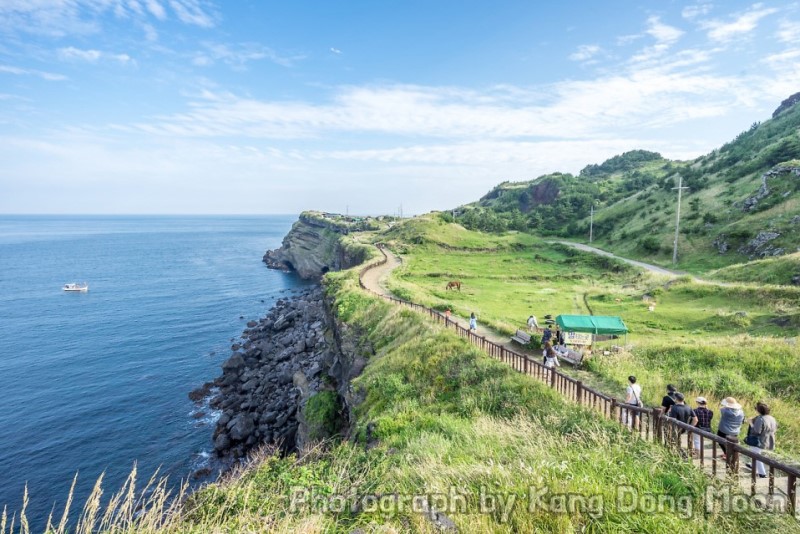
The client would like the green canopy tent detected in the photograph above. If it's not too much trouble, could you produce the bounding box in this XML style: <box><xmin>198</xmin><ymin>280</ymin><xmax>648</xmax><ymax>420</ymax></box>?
<box><xmin>555</xmin><ymin>315</ymin><xmax>629</xmax><ymax>335</ymax></box>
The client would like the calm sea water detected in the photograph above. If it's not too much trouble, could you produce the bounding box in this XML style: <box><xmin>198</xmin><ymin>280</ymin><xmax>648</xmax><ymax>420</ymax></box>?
<box><xmin>0</xmin><ymin>215</ymin><xmax>309</xmax><ymax>529</ymax></box>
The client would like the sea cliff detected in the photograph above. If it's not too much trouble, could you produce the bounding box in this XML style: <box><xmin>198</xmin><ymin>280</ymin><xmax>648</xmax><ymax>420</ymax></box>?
<box><xmin>262</xmin><ymin>211</ymin><xmax>377</xmax><ymax>279</ymax></box>
<box><xmin>195</xmin><ymin>215</ymin><xmax>378</xmax><ymax>463</ymax></box>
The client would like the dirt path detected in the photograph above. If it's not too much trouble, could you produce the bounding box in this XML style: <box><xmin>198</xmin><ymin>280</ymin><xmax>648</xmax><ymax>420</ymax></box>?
<box><xmin>554</xmin><ymin>241</ymin><xmax>682</xmax><ymax>277</ymax></box>
<box><xmin>360</xmin><ymin>247</ymin><xmax>402</xmax><ymax>297</ymax></box>
<box><xmin>359</xmin><ymin>247</ymin><xmax>516</xmax><ymax>349</ymax></box>
<box><xmin>359</xmin><ymin>244</ymin><xmax>793</xmax><ymax>506</ymax></box>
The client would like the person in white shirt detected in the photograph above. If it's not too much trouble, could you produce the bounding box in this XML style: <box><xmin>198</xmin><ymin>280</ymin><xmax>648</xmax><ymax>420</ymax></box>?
<box><xmin>624</xmin><ymin>375</ymin><xmax>643</xmax><ymax>427</ymax></box>
<box><xmin>527</xmin><ymin>315</ymin><xmax>539</xmax><ymax>332</ymax></box>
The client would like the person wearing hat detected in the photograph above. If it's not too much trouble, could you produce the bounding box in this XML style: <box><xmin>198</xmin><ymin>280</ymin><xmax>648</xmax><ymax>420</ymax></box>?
<box><xmin>661</xmin><ymin>384</ymin><xmax>677</xmax><ymax>412</ymax></box>
<box><xmin>745</xmin><ymin>402</ymin><xmax>777</xmax><ymax>478</ymax></box>
<box><xmin>717</xmin><ymin>397</ymin><xmax>745</xmax><ymax>459</ymax></box>
<box><xmin>692</xmin><ymin>397</ymin><xmax>714</xmax><ymax>454</ymax></box>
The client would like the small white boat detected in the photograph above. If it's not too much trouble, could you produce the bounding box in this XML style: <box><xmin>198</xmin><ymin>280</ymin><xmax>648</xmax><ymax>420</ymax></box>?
<box><xmin>63</xmin><ymin>282</ymin><xmax>89</xmax><ymax>292</ymax></box>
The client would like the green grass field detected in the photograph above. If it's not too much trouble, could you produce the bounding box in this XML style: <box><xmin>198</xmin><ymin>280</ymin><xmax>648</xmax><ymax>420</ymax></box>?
<box><xmin>381</xmin><ymin>216</ymin><xmax>800</xmax><ymax>459</ymax></box>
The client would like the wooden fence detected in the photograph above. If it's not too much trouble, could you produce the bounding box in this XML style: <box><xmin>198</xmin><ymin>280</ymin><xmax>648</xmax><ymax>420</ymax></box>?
<box><xmin>357</xmin><ymin>244</ymin><xmax>799</xmax><ymax>516</ymax></box>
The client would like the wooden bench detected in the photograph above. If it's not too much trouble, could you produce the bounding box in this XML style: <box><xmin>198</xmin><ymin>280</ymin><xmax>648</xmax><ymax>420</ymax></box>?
<box><xmin>511</xmin><ymin>329</ymin><xmax>531</xmax><ymax>345</ymax></box>
<box><xmin>555</xmin><ymin>347</ymin><xmax>585</xmax><ymax>366</ymax></box>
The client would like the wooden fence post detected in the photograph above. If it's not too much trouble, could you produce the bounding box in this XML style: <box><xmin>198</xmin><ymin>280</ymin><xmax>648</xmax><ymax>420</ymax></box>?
<box><xmin>576</xmin><ymin>380</ymin><xmax>583</xmax><ymax>405</ymax></box>
<box><xmin>550</xmin><ymin>368</ymin><xmax>556</xmax><ymax>388</ymax></box>
<box><xmin>726</xmin><ymin>436</ymin><xmax>739</xmax><ymax>473</ymax></box>
<box><xmin>653</xmin><ymin>407</ymin><xmax>664</xmax><ymax>442</ymax></box>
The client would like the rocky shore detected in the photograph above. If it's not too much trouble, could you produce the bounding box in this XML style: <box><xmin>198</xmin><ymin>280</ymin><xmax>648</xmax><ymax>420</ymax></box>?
<box><xmin>190</xmin><ymin>286</ymin><xmax>336</xmax><ymax>463</ymax></box>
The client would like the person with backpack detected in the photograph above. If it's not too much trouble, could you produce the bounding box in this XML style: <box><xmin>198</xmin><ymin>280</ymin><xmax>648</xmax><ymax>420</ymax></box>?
<box><xmin>541</xmin><ymin>325</ymin><xmax>553</xmax><ymax>345</ymax></box>
<box><xmin>745</xmin><ymin>402</ymin><xmax>777</xmax><ymax>478</ymax></box>
<box><xmin>661</xmin><ymin>384</ymin><xmax>677</xmax><ymax>412</ymax></box>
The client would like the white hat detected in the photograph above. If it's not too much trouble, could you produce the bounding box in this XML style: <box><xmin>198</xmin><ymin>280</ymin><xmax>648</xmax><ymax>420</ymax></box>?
<box><xmin>721</xmin><ymin>397</ymin><xmax>741</xmax><ymax>410</ymax></box>
<box><xmin>695</xmin><ymin>397</ymin><xmax>707</xmax><ymax>404</ymax></box>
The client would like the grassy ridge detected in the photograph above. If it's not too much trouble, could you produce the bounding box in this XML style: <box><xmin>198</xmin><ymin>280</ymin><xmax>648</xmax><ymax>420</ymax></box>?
<box><xmin>708</xmin><ymin>252</ymin><xmax>800</xmax><ymax>286</ymax></box>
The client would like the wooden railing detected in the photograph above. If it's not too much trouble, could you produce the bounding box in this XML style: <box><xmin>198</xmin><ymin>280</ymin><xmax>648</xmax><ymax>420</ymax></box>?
<box><xmin>357</xmin><ymin>244</ymin><xmax>800</xmax><ymax>516</ymax></box>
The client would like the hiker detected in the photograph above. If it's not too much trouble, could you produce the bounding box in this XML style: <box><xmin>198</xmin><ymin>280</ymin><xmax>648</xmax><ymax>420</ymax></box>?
<box><xmin>716</xmin><ymin>397</ymin><xmax>745</xmax><ymax>459</ymax></box>
<box><xmin>527</xmin><ymin>315</ymin><xmax>539</xmax><ymax>331</ymax></box>
<box><xmin>554</xmin><ymin>327</ymin><xmax>565</xmax><ymax>346</ymax></box>
<box><xmin>541</xmin><ymin>325</ymin><xmax>553</xmax><ymax>345</ymax></box>
<box><xmin>542</xmin><ymin>341</ymin><xmax>552</xmax><ymax>364</ymax></box>
<box><xmin>445</xmin><ymin>308</ymin><xmax>451</xmax><ymax>319</ymax></box>
<box><xmin>544</xmin><ymin>345</ymin><xmax>560</xmax><ymax>370</ymax></box>
<box><xmin>469</xmin><ymin>312</ymin><xmax>477</xmax><ymax>331</ymax></box>
<box><xmin>745</xmin><ymin>402</ymin><xmax>777</xmax><ymax>478</ymax></box>
<box><xmin>661</xmin><ymin>384</ymin><xmax>677</xmax><ymax>412</ymax></box>
<box><xmin>692</xmin><ymin>397</ymin><xmax>714</xmax><ymax>454</ymax></box>
<box><xmin>667</xmin><ymin>392</ymin><xmax>697</xmax><ymax>439</ymax></box>
<box><xmin>624</xmin><ymin>375</ymin><xmax>642</xmax><ymax>427</ymax></box>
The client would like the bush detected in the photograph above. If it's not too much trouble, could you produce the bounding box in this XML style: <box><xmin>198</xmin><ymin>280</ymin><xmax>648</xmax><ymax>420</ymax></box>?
<box><xmin>639</xmin><ymin>236</ymin><xmax>661</xmax><ymax>253</ymax></box>
<box><xmin>304</xmin><ymin>391</ymin><xmax>344</xmax><ymax>441</ymax></box>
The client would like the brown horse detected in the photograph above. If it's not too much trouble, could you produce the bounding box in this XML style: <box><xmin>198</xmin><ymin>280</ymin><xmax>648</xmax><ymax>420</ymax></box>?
<box><xmin>445</xmin><ymin>280</ymin><xmax>462</xmax><ymax>291</ymax></box>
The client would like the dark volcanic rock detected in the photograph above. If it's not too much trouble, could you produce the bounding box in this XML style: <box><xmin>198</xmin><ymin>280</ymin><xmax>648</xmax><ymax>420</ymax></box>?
<box><xmin>773</xmin><ymin>92</ymin><xmax>800</xmax><ymax>118</ymax></box>
<box><xmin>202</xmin><ymin>286</ymin><xmax>337</xmax><ymax>463</ymax></box>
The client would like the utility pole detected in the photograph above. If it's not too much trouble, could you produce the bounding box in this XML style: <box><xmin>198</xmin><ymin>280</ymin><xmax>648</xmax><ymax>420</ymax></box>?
<box><xmin>589</xmin><ymin>204</ymin><xmax>594</xmax><ymax>244</ymax></box>
<box><xmin>672</xmin><ymin>175</ymin><xmax>690</xmax><ymax>265</ymax></box>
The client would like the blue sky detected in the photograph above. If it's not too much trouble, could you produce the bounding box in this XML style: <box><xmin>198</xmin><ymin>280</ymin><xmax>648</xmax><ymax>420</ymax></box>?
<box><xmin>1</xmin><ymin>1</ymin><xmax>799</xmax><ymax>214</ymax></box>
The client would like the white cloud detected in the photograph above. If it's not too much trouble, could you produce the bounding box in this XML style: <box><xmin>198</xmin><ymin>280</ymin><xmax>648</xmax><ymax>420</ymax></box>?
<box><xmin>701</xmin><ymin>3</ymin><xmax>778</xmax><ymax>42</ymax></box>
<box><xmin>330</xmin><ymin>47</ymin><xmax>342</xmax><ymax>55</ymax></box>
<box><xmin>645</xmin><ymin>16</ymin><xmax>684</xmax><ymax>44</ymax></box>
<box><xmin>682</xmin><ymin>3</ymin><xmax>713</xmax><ymax>20</ymax></box>
<box><xmin>124</xmin><ymin>62</ymin><xmax>757</xmax><ymax>143</ymax></box>
<box><xmin>0</xmin><ymin>64</ymin><xmax>66</xmax><ymax>80</ymax></box>
<box><xmin>631</xmin><ymin>16</ymin><xmax>684</xmax><ymax>63</ymax></box>
<box><xmin>763</xmin><ymin>48</ymin><xmax>800</xmax><ymax>68</ymax></box>
<box><xmin>58</xmin><ymin>46</ymin><xmax>133</xmax><ymax>64</ymax></box>
<box><xmin>193</xmin><ymin>42</ymin><xmax>304</xmax><ymax>68</ymax></box>
<box><xmin>617</xmin><ymin>34</ymin><xmax>642</xmax><ymax>46</ymax></box>
<box><xmin>777</xmin><ymin>20</ymin><xmax>800</xmax><ymax>44</ymax></box>
<box><xmin>569</xmin><ymin>44</ymin><xmax>600</xmax><ymax>62</ymax></box>
<box><xmin>145</xmin><ymin>0</ymin><xmax>167</xmax><ymax>20</ymax></box>
<box><xmin>0</xmin><ymin>0</ymin><xmax>215</xmax><ymax>36</ymax></box>
<box><xmin>168</xmin><ymin>0</ymin><xmax>215</xmax><ymax>28</ymax></box>
<box><xmin>142</xmin><ymin>23</ymin><xmax>158</xmax><ymax>41</ymax></box>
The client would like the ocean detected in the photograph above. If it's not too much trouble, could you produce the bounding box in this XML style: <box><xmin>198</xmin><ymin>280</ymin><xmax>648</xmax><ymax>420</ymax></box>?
<box><xmin>0</xmin><ymin>215</ymin><xmax>309</xmax><ymax>530</ymax></box>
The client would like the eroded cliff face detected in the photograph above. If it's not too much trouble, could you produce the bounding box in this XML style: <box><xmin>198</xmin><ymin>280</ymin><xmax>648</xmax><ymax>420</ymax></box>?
<box><xmin>263</xmin><ymin>212</ymin><xmax>369</xmax><ymax>279</ymax></box>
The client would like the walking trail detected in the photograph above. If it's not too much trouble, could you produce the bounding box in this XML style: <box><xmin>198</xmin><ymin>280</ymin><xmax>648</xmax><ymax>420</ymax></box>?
<box><xmin>360</xmin><ymin>245</ymin><xmax>795</xmax><ymax>509</ymax></box>
<box><xmin>554</xmin><ymin>241</ymin><xmax>682</xmax><ymax>277</ymax></box>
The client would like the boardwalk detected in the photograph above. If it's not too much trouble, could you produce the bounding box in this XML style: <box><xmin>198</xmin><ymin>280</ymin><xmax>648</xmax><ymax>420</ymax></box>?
<box><xmin>358</xmin><ymin>244</ymin><xmax>799</xmax><ymax>517</ymax></box>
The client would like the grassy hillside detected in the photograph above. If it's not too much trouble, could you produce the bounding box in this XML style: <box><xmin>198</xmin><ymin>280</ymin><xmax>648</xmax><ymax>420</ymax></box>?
<box><xmin>709</xmin><ymin>252</ymin><xmax>800</xmax><ymax>285</ymax></box>
<box><xmin>454</xmin><ymin>98</ymin><xmax>800</xmax><ymax>274</ymax></box>
<box><xmin>382</xmin><ymin>216</ymin><xmax>800</xmax><ymax>460</ymax></box>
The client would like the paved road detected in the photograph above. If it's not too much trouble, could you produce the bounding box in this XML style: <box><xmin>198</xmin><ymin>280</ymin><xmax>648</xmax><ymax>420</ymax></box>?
<box><xmin>554</xmin><ymin>241</ymin><xmax>682</xmax><ymax>277</ymax></box>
